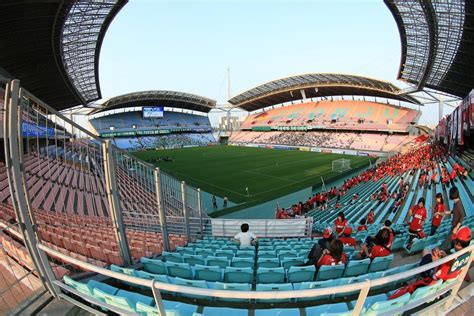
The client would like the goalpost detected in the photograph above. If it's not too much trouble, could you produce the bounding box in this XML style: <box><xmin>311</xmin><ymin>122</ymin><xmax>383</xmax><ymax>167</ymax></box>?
<box><xmin>332</xmin><ymin>158</ymin><xmax>351</xmax><ymax>173</ymax></box>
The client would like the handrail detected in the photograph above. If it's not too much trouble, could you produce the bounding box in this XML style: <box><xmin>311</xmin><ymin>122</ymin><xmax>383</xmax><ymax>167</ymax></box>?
<box><xmin>38</xmin><ymin>241</ymin><xmax>473</xmax><ymax>300</ymax></box>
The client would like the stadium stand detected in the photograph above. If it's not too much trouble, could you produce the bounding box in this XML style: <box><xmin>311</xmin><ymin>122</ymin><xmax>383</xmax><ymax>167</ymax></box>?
<box><xmin>1</xmin><ymin>0</ymin><xmax>474</xmax><ymax>314</ymax></box>
<box><xmin>240</xmin><ymin>100</ymin><xmax>419</xmax><ymax>132</ymax></box>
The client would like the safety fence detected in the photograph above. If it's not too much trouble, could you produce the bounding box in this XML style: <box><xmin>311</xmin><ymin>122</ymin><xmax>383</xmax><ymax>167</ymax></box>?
<box><xmin>0</xmin><ymin>79</ymin><xmax>210</xmax><ymax>312</ymax></box>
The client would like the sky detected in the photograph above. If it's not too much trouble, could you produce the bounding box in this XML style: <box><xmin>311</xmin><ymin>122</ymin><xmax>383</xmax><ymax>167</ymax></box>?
<box><xmin>98</xmin><ymin>0</ymin><xmax>453</xmax><ymax>125</ymax></box>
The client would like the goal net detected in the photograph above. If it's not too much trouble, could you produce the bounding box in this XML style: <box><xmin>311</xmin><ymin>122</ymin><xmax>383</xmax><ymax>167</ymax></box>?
<box><xmin>332</xmin><ymin>159</ymin><xmax>351</xmax><ymax>173</ymax></box>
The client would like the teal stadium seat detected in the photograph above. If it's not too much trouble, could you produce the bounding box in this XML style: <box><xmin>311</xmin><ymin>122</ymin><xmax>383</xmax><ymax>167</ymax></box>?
<box><xmin>280</xmin><ymin>257</ymin><xmax>305</xmax><ymax>269</ymax></box>
<box><xmin>403</xmin><ymin>239</ymin><xmax>425</xmax><ymax>255</ymax></box>
<box><xmin>195</xmin><ymin>248</ymin><xmax>215</xmax><ymax>258</ymax></box>
<box><xmin>287</xmin><ymin>265</ymin><xmax>315</xmax><ymax>283</ymax></box>
<box><xmin>165</xmin><ymin>262</ymin><xmax>194</xmax><ymax>279</ymax></box>
<box><xmin>224</xmin><ymin>267</ymin><xmax>253</xmax><ymax>283</ymax></box>
<box><xmin>63</xmin><ymin>276</ymin><xmax>96</xmax><ymax>297</ymax></box>
<box><xmin>135</xmin><ymin>301</ymin><xmax>180</xmax><ymax>316</ymax></box>
<box><xmin>364</xmin><ymin>293</ymin><xmax>411</xmax><ymax>315</ymax></box>
<box><xmin>215</xmin><ymin>250</ymin><xmax>235</xmax><ymax>260</ymax></box>
<box><xmin>236</xmin><ymin>250</ymin><xmax>255</xmax><ymax>259</ymax></box>
<box><xmin>141</xmin><ymin>258</ymin><xmax>167</xmax><ymax>275</ymax></box>
<box><xmin>257</xmin><ymin>257</ymin><xmax>280</xmax><ymax>268</ymax></box>
<box><xmin>368</xmin><ymin>254</ymin><xmax>393</xmax><ymax>272</ymax></box>
<box><xmin>256</xmin><ymin>267</ymin><xmax>285</xmax><ymax>283</ymax></box>
<box><xmin>194</xmin><ymin>264</ymin><xmax>223</xmax><ymax>282</ymax></box>
<box><xmin>343</xmin><ymin>258</ymin><xmax>370</xmax><ymax>277</ymax></box>
<box><xmin>259</xmin><ymin>250</ymin><xmax>277</xmax><ymax>258</ymax></box>
<box><xmin>231</xmin><ymin>257</ymin><xmax>254</xmax><ymax>268</ymax></box>
<box><xmin>183</xmin><ymin>254</ymin><xmax>206</xmax><ymax>266</ymax></box>
<box><xmin>206</xmin><ymin>256</ymin><xmax>229</xmax><ymax>269</ymax></box>
<box><xmin>316</xmin><ymin>264</ymin><xmax>345</xmax><ymax>281</ymax></box>
<box><xmin>162</xmin><ymin>251</ymin><xmax>183</xmax><ymax>263</ymax></box>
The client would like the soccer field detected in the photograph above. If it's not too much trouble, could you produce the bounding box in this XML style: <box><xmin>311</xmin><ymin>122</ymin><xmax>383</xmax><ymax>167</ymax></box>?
<box><xmin>132</xmin><ymin>146</ymin><xmax>370</xmax><ymax>214</ymax></box>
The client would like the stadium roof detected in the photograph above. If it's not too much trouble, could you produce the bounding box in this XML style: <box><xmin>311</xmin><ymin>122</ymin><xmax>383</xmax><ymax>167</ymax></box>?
<box><xmin>95</xmin><ymin>90</ymin><xmax>217</xmax><ymax>114</ymax></box>
<box><xmin>228</xmin><ymin>73</ymin><xmax>421</xmax><ymax>111</ymax></box>
<box><xmin>385</xmin><ymin>0</ymin><xmax>474</xmax><ymax>97</ymax></box>
<box><xmin>0</xmin><ymin>0</ymin><xmax>127</xmax><ymax>110</ymax></box>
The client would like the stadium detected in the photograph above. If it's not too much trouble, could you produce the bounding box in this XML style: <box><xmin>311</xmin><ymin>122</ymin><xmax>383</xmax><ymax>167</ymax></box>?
<box><xmin>0</xmin><ymin>1</ymin><xmax>473</xmax><ymax>315</ymax></box>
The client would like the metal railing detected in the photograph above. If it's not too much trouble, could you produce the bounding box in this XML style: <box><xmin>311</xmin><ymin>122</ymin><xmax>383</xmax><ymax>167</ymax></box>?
<box><xmin>37</xmin><ymin>241</ymin><xmax>474</xmax><ymax>316</ymax></box>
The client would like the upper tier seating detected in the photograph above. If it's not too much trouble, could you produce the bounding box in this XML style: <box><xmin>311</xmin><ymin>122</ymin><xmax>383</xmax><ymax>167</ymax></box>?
<box><xmin>240</xmin><ymin>100</ymin><xmax>419</xmax><ymax>132</ymax></box>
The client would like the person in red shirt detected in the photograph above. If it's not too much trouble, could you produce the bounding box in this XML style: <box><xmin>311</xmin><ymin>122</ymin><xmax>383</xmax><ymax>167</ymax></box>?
<box><xmin>433</xmin><ymin>226</ymin><xmax>471</xmax><ymax>282</ymax></box>
<box><xmin>276</xmin><ymin>207</ymin><xmax>288</xmax><ymax>219</ymax></box>
<box><xmin>367</xmin><ymin>210</ymin><xmax>375</xmax><ymax>224</ymax></box>
<box><xmin>317</xmin><ymin>239</ymin><xmax>347</xmax><ymax>267</ymax></box>
<box><xmin>333</xmin><ymin>212</ymin><xmax>347</xmax><ymax>237</ymax></box>
<box><xmin>430</xmin><ymin>193</ymin><xmax>447</xmax><ymax>235</ymax></box>
<box><xmin>339</xmin><ymin>226</ymin><xmax>356</xmax><ymax>247</ymax></box>
<box><xmin>407</xmin><ymin>197</ymin><xmax>427</xmax><ymax>246</ymax></box>
<box><xmin>430</xmin><ymin>172</ymin><xmax>437</xmax><ymax>187</ymax></box>
<box><xmin>449</xmin><ymin>168</ymin><xmax>457</xmax><ymax>185</ymax></box>
<box><xmin>359</xmin><ymin>228</ymin><xmax>391</xmax><ymax>260</ymax></box>
<box><xmin>357</xmin><ymin>218</ymin><xmax>368</xmax><ymax>232</ymax></box>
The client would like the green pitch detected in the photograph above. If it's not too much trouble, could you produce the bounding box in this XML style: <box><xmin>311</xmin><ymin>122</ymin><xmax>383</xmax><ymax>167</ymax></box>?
<box><xmin>132</xmin><ymin>145</ymin><xmax>370</xmax><ymax>215</ymax></box>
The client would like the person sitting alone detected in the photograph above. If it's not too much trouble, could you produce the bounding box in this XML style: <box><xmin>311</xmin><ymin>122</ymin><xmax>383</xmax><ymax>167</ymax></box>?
<box><xmin>339</xmin><ymin>226</ymin><xmax>356</xmax><ymax>247</ymax></box>
<box><xmin>234</xmin><ymin>223</ymin><xmax>257</xmax><ymax>247</ymax></box>
<box><xmin>316</xmin><ymin>239</ymin><xmax>347</xmax><ymax>268</ymax></box>
<box><xmin>334</xmin><ymin>212</ymin><xmax>347</xmax><ymax>237</ymax></box>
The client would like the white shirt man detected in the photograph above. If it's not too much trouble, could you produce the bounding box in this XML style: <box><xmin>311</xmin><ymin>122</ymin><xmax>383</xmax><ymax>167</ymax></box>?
<box><xmin>234</xmin><ymin>223</ymin><xmax>257</xmax><ymax>247</ymax></box>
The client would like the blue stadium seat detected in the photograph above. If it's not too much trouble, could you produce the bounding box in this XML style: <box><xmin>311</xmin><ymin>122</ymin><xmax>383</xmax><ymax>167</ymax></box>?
<box><xmin>176</xmin><ymin>246</ymin><xmax>195</xmax><ymax>255</ymax></box>
<box><xmin>63</xmin><ymin>276</ymin><xmax>96</xmax><ymax>297</ymax></box>
<box><xmin>368</xmin><ymin>254</ymin><xmax>393</xmax><ymax>272</ymax></box>
<box><xmin>215</xmin><ymin>250</ymin><xmax>235</xmax><ymax>260</ymax></box>
<box><xmin>257</xmin><ymin>257</ymin><xmax>280</xmax><ymax>268</ymax></box>
<box><xmin>258</xmin><ymin>250</ymin><xmax>277</xmax><ymax>258</ymax></box>
<box><xmin>408</xmin><ymin>279</ymin><xmax>442</xmax><ymax>304</ymax></box>
<box><xmin>92</xmin><ymin>288</ymin><xmax>137</xmax><ymax>313</ymax></box>
<box><xmin>117</xmin><ymin>289</ymin><xmax>154</xmax><ymax>307</ymax></box>
<box><xmin>87</xmin><ymin>280</ymin><xmax>119</xmax><ymax>296</ymax></box>
<box><xmin>162</xmin><ymin>251</ymin><xmax>183</xmax><ymax>263</ymax></box>
<box><xmin>231</xmin><ymin>257</ymin><xmax>254</xmax><ymax>268</ymax></box>
<box><xmin>287</xmin><ymin>265</ymin><xmax>315</xmax><ymax>283</ymax></box>
<box><xmin>236</xmin><ymin>250</ymin><xmax>255</xmax><ymax>259</ymax></box>
<box><xmin>194</xmin><ymin>264</ymin><xmax>223</xmax><ymax>282</ymax></box>
<box><xmin>316</xmin><ymin>264</ymin><xmax>345</xmax><ymax>281</ymax></box>
<box><xmin>343</xmin><ymin>258</ymin><xmax>370</xmax><ymax>277</ymax></box>
<box><xmin>195</xmin><ymin>248</ymin><xmax>215</xmax><ymax>258</ymax></box>
<box><xmin>206</xmin><ymin>256</ymin><xmax>229</xmax><ymax>268</ymax></box>
<box><xmin>278</xmin><ymin>250</ymin><xmax>298</xmax><ymax>260</ymax></box>
<box><xmin>403</xmin><ymin>239</ymin><xmax>425</xmax><ymax>255</ymax></box>
<box><xmin>364</xmin><ymin>293</ymin><xmax>411</xmax><ymax>315</ymax></box>
<box><xmin>280</xmin><ymin>257</ymin><xmax>305</xmax><ymax>269</ymax></box>
<box><xmin>141</xmin><ymin>258</ymin><xmax>167</xmax><ymax>275</ymax></box>
<box><xmin>183</xmin><ymin>254</ymin><xmax>206</xmax><ymax>266</ymax></box>
<box><xmin>256</xmin><ymin>267</ymin><xmax>285</xmax><ymax>283</ymax></box>
<box><xmin>224</xmin><ymin>267</ymin><xmax>253</xmax><ymax>283</ymax></box>
<box><xmin>165</xmin><ymin>262</ymin><xmax>194</xmax><ymax>279</ymax></box>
